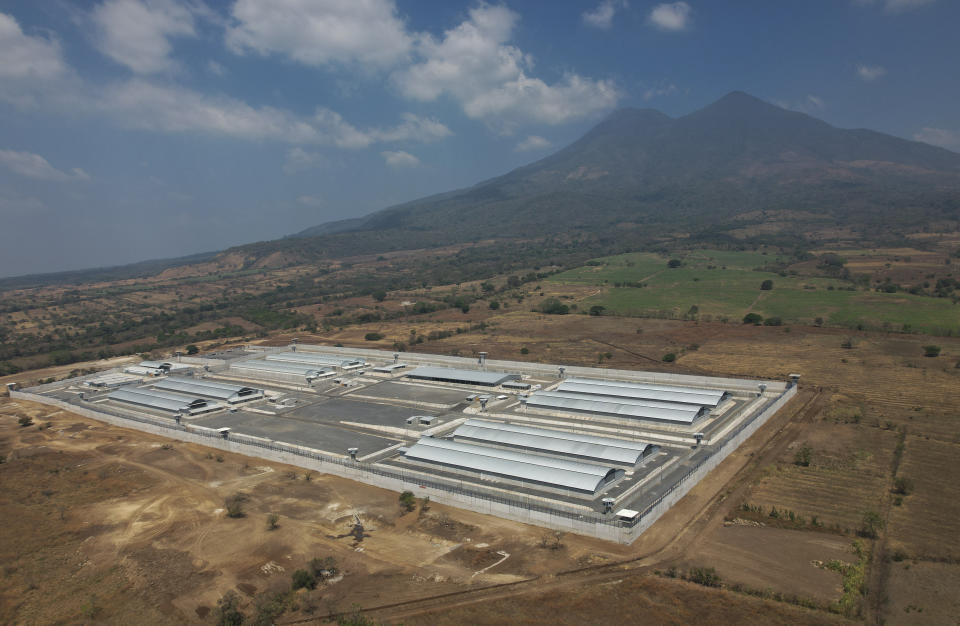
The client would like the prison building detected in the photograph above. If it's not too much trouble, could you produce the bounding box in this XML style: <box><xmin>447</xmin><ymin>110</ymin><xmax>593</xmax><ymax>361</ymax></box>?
<box><xmin>501</xmin><ymin>380</ymin><xmax>532</xmax><ymax>390</ymax></box>
<box><xmin>229</xmin><ymin>359</ymin><xmax>335</xmax><ymax>384</ymax></box>
<box><xmin>152</xmin><ymin>377</ymin><xmax>263</xmax><ymax>404</ymax></box>
<box><xmin>266</xmin><ymin>352</ymin><xmax>366</xmax><ymax>371</ymax></box>
<box><xmin>559</xmin><ymin>378</ymin><xmax>727</xmax><ymax>408</ymax></box>
<box><xmin>524</xmin><ymin>390</ymin><xmax>705</xmax><ymax>424</ymax></box>
<box><xmin>403</xmin><ymin>366</ymin><xmax>519</xmax><ymax>387</ymax></box>
<box><xmin>125</xmin><ymin>365</ymin><xmax>165</xmax><ymax>377</ymax></box>
<box><xmin>85</xmin><ymin>372</ymin><xmax>144</xmax><ymax>388</ymax></box>
<box><xmin>107</xmin><ymin>387</ymin><xmax>221</xmax><ymax>415</ymax></box>
<box><xmin>452</xmin><ymin>419</ymin><xmax>658</xmax><ymax>467</ymax></box>
<box><xmin>138</xmin><ymin>360</ymin><xmax>173</xmax><ymax>373</ymax></box>
<box><xmin>401</xmin><ymin>436</ymin><xmax>622</xmax><ymax>496</ymax></box>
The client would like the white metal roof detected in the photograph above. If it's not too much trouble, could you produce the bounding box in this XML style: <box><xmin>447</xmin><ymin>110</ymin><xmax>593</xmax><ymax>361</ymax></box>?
<box><xmin>562</xmin><ymin>377</ymin><xmax>726</xmax><ymax>407</ymax></box>
<box><xmin>525</xmin><ymin>391</ymin><xmax>702</xmax><ymax>424</ymax></box>
<box><xmin>404</xmin><ymin>366</ymin><xmax>518</xmax><ymax>386</ymax></box>
<box><xmin>153</xmin><ymin>377</ymin><xmax>262</xmax><ymax>401</ymax></box>
<box><xmin>266</xmin><ymin>352</ymin><xmax>365</xmax><ymax>367</ymax></box>
<box><xmin>108</xmin><ymin>387</ymin><xmax>210</xmax><ymax>412</ymax></box>
<box><xmin>404</xmin><ymin>436</ymin><xmax>618</xmax><ymax>493</ymax></box>
<box><xmin>138</xmin><ymin>360</ymin><xmax>172</xmax><ymax>369</ymax></box>
<box><xmin>231</xmin><ymin>360</ymin><xmax>329</xmax><ymax>377</ymax></box>
<box><xmin>455</xmin><ymin>419</ymin><xmax>654</xmax><ymax>465</ymax></box>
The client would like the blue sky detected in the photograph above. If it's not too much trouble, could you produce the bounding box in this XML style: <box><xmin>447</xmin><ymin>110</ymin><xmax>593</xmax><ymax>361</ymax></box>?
<box><xmin>0</xmin><ymin>0</ymin><xmax>957</xmax><ymax>277</ymax></box>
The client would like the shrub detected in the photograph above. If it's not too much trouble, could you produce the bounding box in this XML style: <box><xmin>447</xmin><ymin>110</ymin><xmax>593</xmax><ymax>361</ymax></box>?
<box><xmin>743</xmin><ymin>313</ymin><xmax>763</xmax><ymax>325</ymax></box>
<box><xmin>589</xmin><ymin>305</ymin><xmax>606</xmax><ymax>316</ymax></box>
<box><xmin>539</xmin><ymin>298</ymin><xmax>569</xmax><ymax>315</ymax></box>
<box><xmin>364</xmin><ymin>332</ymin><xmax>384</xmax><ymax>341</ymax></box>
<box><xmin>687</xmin><ymin>566</ymin><xmax>721</xmax><ymax>587</ymax></box>
<box><xmin>214</xmin><ymin>590</ymin><xmax>244</xmax><ymax>626</ymax></box>
<box><xmin>763</xmin><ymin>316</ymin><xmax>783</xmax><ymax>326</ymax></box>
<box><xmin>186</xmin><ymin>344</ymin><xmax>199</xmax><ymax>355</ymax></box>
<box><xmin>399</xmin><ymin>490</ymin><xmax>417</xmax><ymax>512</ymax></box>
<box><xmin>662</xmin><ymin>353</ymin><xmax>676</xmax><ymax>363</ymax></box>
<box><xmin>760</xmin><ymin>279</ymin><xmax>774</xmax><ymax>290</ymax></box>
<box><xmin>893</xmin><ymin>476</ymin><xmax>914</xmax><ymax>495</ymax></box>
<box><xmin>923</xmin><ymin>345</ymin><xmax>941</xmax><ymax>357</ymax></box>
<box><xmin>291</xmin><ymin>569</ymin><xmax>317</xmax><ymax>590</ymax></box>
<box><xmin>225</xmin><ymin>494</ymin><xmax>246</xmax><ymax>518</ymax></box>
<box><xmin>520</xmin><ymin>347</ymin><xmax>529</xmax><ymax>355</ymax></box>
<box><xmin>794</xmin><ymin>443</ymin><xmax>813</xmax><ymax>467</ymax></box>
<box><xmin>859</xmin><ymin>511</ymin><xmax>884</xmax><ymax>538</ymax></box>
<box><xmin>267</xmin><ymin>513</ymin><xmax>280</xmax><ymax>530</ymax></box>
<box><xmin>488</xmin><ymin>300</ymin><xmax>500</xmax><ymax>310</ymax></box>
<box><xmin>372</xmin><ymin>290</ymin><xmax>387</xmax><ymax>302</ymax></box>
<box><xmin>667</xmin><ymin>259</ymin><xmax>682</xmax><ymax>268</ymax></box>
<box><xmin>18</xmin><ymin>415</ymin><xmax>34</xmax><ymax>428</ymax></box>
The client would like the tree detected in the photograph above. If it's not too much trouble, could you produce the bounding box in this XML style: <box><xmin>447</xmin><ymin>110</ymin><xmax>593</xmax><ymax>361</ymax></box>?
<box><xmin>291</xmin><ymin>568</ymin><xmax>317</xmax><ymax>590</ymax></box>
<box><xmin>687</xmin><ymin>566</ymin><xmax>721</xmax><ymax>587</ymax></box>
<box><xmin>214</xmin><ymin>590</ymin><xmax>244</xmax><ymax>626</ymax></box>
<box><xmin>399</xmin><ymin>490</ymin><xmax>417</xmax><ymax>512</ymax></box>
<box><xmin>186</xmin><ymin>344</ymin><xmax>199</xmax><ymax>355</ymax></box>
<box><xmin>589</xmin><ymin>305</ymin><xmax>606</xmax><ymax>316</ymax></box>
<box><xmin>539</xmin><ymin>298</ymin><xmax>569</xmax><ymax>315</ymax></box>
<box><xmin>364</xmin><ymin>332</ymin><xmax>383</xmax><ymax>341</ymax></box>
<box><xmin>763</xmin><ymin>316</ymin><xmax>783</xmax><ymax>326</ymax></box>
<box><xmin>488</xmin><ymin>300</ymin><xmax>500</xmax><ymax>310</ymax></box>
<box><xmin>760</xmin><ymin>279</ymin><xmax>774</xmax><ymax>290</ymax></box>
<box><xmin>743</xmin><ymin>313</ymin><xmax>763</xmax><ymax>325</ymax></box>
<box><xmin>859</xmin><ymin>510</ymin><xmax>884</xmax><ymax>538</ymax></box>
<box><xmin>923</xmin><ymin>345</ymin><xmax>941</xmax><ymax>357</ymax></box>
<box><xmin>372</xmin><ymin>290</ymin><xmax>387</xmax><ymax>302</ymax></box>
<box><xmin>520</xmin><ymin>347</ymin><xmax>529</xmax><ymax>355</ymax></box>
<box><xmin>662</xmin><ymin>353</ymin><xmax>676</xmax><ymax>363</ymax></box>
<box><xmin>893</xmin><ymin>476</ymin><xmax>914</xmax><ymax>495</ymax></box>
<box><xmin>266</xmin><ymin>513</ymin><xmax>280</xmax><ymax>530</ymax></box>
<box><xmin>667</xmin><ymin>259</ymin><xmax>682</xmax><ymax>268</ymax></box>
<box><xmin>794</xmin><ymin>443</ymin><xmax>813</xmax><ymax>467</ymax></box>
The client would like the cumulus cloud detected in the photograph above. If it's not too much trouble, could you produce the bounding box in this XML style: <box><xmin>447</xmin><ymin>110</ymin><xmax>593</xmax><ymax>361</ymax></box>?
<box><xmin>648</xmin><ymin>2</ymin><xmax>692</xmax><ymax>31</ymax></box>
<box><xmin>381</xmin><ymin>150</ymin><xmax>420</xmax><ymax>167</ymax></box>
<box><xmin>0</xmin><ymin>13</ymin><xmax>67</xmax><ymax>80</ymax></box>
<box><xmin>582</xmin><ymin>0</ymin><xmax>627</xmax><ymax>29</ymax></box>
<box><xmin>226</xmin><ymin>0</ymin><xmax>412</xmax><ymax>69</ymax></box>
<box><xmin>857</xmin><ymin>64</ymin><xmax>887</xmax><ymax>81</ymax></box>
<box><xmin>393</xmin><ymin>4</ymin><xmax>619</xmax><ymax>130</ymax></box>
<box><xmin>206</xmin><ymin>59</ymin><xmax>226</xmax><ymax>75</ymax></box>
<box><xmin>283</xmin><ymin>147</ymin><xmax>330</xmax><ymax>174</ymax></box>
<box><xmin>913</xmin><ymin>127</ymin><xmax>960</xmax><ymax>150</ymax></box>
<box><xmin>514</xmin><ymin>135</ymin><xmax>552</xmax><ymax>152</ymax></box>
<box><xmin>0</xmin><ymin>150</ymin><xmax>90</xmax><ymax>182</ymax></box>
<box><xmin>91</xmin><ymin>0</ymin><xmax>198</xmax><ymax>73</ymax></box>
<box><xmin>773</xmin><ymin>94</ymin><xmax>826</xmax><ymax>114</ymax></box>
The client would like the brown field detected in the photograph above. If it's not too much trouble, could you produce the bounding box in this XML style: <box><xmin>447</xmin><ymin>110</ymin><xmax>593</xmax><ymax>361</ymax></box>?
<box><xmin>882</xmin><ymin>561</ymin><xmax>960</xmax><ymax>625</ymax></box>
<box><xmin>886</xmin><ymin>436</ymin><xmax>960</xmax><ymax>560</ymax></box>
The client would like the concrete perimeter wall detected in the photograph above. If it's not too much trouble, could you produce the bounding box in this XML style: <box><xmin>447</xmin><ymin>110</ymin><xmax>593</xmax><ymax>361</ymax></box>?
<box><xmin>11</xmin><ymin>384</ymin><xmax>796</xmax><ymax>544</ymax></box>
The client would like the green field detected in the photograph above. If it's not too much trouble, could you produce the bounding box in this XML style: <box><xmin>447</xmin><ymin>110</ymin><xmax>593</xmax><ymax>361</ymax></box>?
<box><xmin>550</xmin><ymin>250</ymin><xmax>960</xmax><ymax>334</ymax></box>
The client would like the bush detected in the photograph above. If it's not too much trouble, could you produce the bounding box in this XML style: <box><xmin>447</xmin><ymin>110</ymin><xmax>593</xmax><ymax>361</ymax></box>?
<box><xmin>364</xmin><ymin>332</ymin><xmax>384</xmax><ymax>341</ymax></box>
<box><xmin>399</xmin><ymin>490</ymin><xmax>417</xmax><ymax>512</ymax></box>
<box><xmin>520</xmin><ymin>347</ymin><xmax>529</xmax><ymax>355</ymax></box>
<box><xmin>488</xmin><ymin>300</ymin><xmax>500</xmax><ymax>310</ymax></box>
<box><xmin>687</xmin><ymin>566</ymin><xmax>721</xmax><ymax>587</ymax></box>
<box><xmin>372</xmin><ymin>290</ymin><xmax>387</xmax><ymax>302</ymax></box>
<box><xmin>893</xmin><ymin>476</ymin><xmax>914</xmax><ymax>495</ymax></box>
<box><xmin>18</xmin><ymin>415</ymin><xmax>34</xmax><ymax>428</ymax></box>
<box><xmin>743</xmin><ymin>313</ymin><xmax>763</xmax><ymax>325</ymax></box>
<box><xmin>662</xmin><ymin>353</ymin><xmax>676</xmax><ymax>363</ymax></box>
<box><xmin>225</xmin><ymin>494</ymin><xmax>246</xmax><ymax>518</ymax></box>
<box><xmin>186</xmin><ymin>344</ymin><xmax>199</xmax><ymax>355</ymax></box>
<box><xmin>923</xmin><ymin>345</ymin><xmax>941</xmax><ymax>357</ymax></box>
<box><xmin>859</xmin><ymin>511</ymin><xmax>884</xmax><ymax>538</ymax></box>
<box><xmin>794</xmin><ymin>443</ymin><xmax>813</xmax><ymax>467</ymax></box>
<box><xmin>539</xmin><ymin>298</ymin><xmax>569</xmax><ymax>315</ymax></box>
<box><xmin>589</xmin><ymin>305</ymin><xmax>606</xmax><ymax>316</ymax></box>
<box><xmin>267</xmin><ymin>513</ymin><xmax>280</xmax><ymax>530</ymax></box>
<box><xmin>760</xmin><ymin>279</ymin><xmax>774</xmax><ymax>290</ymax></box>
<box><xmin>667</xmin><ymin>259</ymin><xmax>682</xmax><ymax>268</ymax></box>
<box><xmin>291</xmin><ymin>568</ymin><xmax>317</xmax><ymax>590</ymax></box>
<box><xmin>763</xmin><ymin>316</ymin><xmax>783</xmax><ymax>326</ymax></box>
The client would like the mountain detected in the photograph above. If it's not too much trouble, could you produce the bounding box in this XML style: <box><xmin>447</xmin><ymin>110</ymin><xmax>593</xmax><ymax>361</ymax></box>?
<box><xmin>296</xmin><ymin>91</ymin><xmax>960</xmax><ymax>242</ymax></box>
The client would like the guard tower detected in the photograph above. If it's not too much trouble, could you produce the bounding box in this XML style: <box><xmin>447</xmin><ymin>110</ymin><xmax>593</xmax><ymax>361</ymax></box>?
<box><xmin>348</xmin><ymin>447</ymin><xmax>359</xmax><ymax>460</ymax></box>
<box><xmin>693</xmin><ymin>432</ymin><xmax>705</xmax><ymax>447</ymax></box>
<box><xmin>789</xmin><ymin>373</ymin><xmax>801</xmax><ymax>388</ymax></box>
<box><xmin>291</xmin><ymin>337</ymin><xmax>298</xmax><ymax>352</ymax></box>
<box><xmin>478</xmin><ymin>352</ymin><xmax>488</xmax><ymax>369</ymax></box>
<box><xmin>757</xmin><ymin>383</ymin><xmax>767</xmax><ymax>397</ymax></box>
<box><xmin>602</xmin><ymin>497</ymin><xmax>616</xmax><ymax>514</ymax></box>
<box><xmin>558</xmin><ymin>366</ymin><xmax>566</xmax><ymax>379</ymax></box>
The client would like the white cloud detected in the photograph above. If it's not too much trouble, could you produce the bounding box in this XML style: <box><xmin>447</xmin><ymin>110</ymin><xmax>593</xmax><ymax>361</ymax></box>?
<box><xmin>514</xmin><ymin>135</ymin><xmax>552</xmax><ymax>152</ymax></box>
<box><xmin>297</xmin><ymin>194</ymin><xmax>324</xmax><ymax>206</ymax></box>
<box><xmin>0</xmin><ymin>149</ymin><xmax>90</xmax><ymax>182</ymax></box>
<box><xmin>648</xmin><ymin>2</ymin><xmax>692</xmax><ymax>31</ymax></box>
<box><xmin>0</xmin><ymin>12</ymin><xmax>67</xmax><ymax>80</ymax></box>
<box><xmin>913</xmin><ymin>127</ymin><xmax>960</xmax><ymax>150</ymax></box>
<box><xmin>582</xmin><ymin>0</ymin><xmax>627</xmax><ymax>29</ymax></box>
<box><xmin>854</xmin><ymin>0</ymin><xmax>936</xmax><ymax>13</ymax></box>
<box><xmin>206</xmin><ymin>59</ymin><xmax>226</xmax><ymax>75</ymax></box>
<box><xmin>91</xmin><ymin>0</ymin><xmax>198</xmax><ymax>74</ymax></box>
<box><xmin>643</xmin><ymin>83</ymin><xmax>678</xmax><ymax>101</ymax></box>
<box><xmin>283</xmin><ymin>147</ymin><xmax>330</xmax><ymax>174</ymax></box>
<box><xmin>392</xmin><ymin>4</ymin><xmax>619</xmax><ymax>130</ymax></box>
<box><xmin>0</xmin><ymin>194</ymin><xmax>47</xmax><ymax>217</ymax></box>
<box><xmin>381</xmin><ymin>150</ymin><xmax>420</xmax><ymax>168</ymax></box>
<box><xmin>857</xmin><ymin>64</ymin><xmax>887</xmax><ymax>81</ymax></box>
<box><xmin>773</xmin><ymin>94</ymin><xmax>826</xmax><ymax>114</ymax></box>
<box><xmin>806</xmin><ymin>94</ymin><xmax>824</xmax><ymax>110</ymax></box>
<box><xmin>226</xmin><ymin>0</ymin><xmax>412</xmax><ymax>69</ymax></box>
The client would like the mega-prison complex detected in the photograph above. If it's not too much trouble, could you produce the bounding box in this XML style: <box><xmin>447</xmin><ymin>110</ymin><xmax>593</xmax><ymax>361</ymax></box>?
<box><xmin>13</xmin><ymin>346</ymin><xmax>797</xmax><ymax>543</ymax></box>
